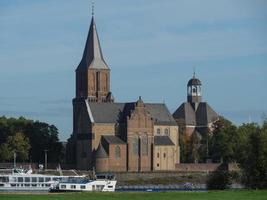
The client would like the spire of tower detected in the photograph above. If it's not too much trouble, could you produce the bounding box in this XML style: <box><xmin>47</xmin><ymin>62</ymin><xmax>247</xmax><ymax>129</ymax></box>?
<box><xmin>76</xmin><ymin>6</ymin><xmax>109</xmax><ymax>71</ymax></box>
<box><xmin>193</xmin><ymin>67</ymin><xmax>196</xmax><ymax>78</ymax></box>
<box><xmin>92</xmin><ymin>1</ymin><xmax>94</xmax><ymax>17</ymax></box>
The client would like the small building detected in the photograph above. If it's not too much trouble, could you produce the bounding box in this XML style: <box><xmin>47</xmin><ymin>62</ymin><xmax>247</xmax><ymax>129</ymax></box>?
<box><xmin>172</xmin><ymin>74</ymin><xmax>219</xmax><ymax>137</ymax></box>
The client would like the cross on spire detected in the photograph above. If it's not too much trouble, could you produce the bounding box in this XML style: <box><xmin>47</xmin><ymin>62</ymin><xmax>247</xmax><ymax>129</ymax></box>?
<box><xmin>92</xmin><ymin>1</ymin><xmax>94</xmax><ymax>17</ymax></box>
<box><xmin>193</xmin><ymin>67</ymin><xmax>196</xmax><ymax>78</ymax></box>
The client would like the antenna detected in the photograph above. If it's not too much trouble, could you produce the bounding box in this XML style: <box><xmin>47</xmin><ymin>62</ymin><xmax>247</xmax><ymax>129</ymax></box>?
<box><xmin>193</xmin><ymin>67</ymin><xmax>196</xmax><ymax>78</ymax></box>
<box><xmin>92</xmin><ymin>1</ymin><xmax>95</xmax><ymax>17</ymax></box>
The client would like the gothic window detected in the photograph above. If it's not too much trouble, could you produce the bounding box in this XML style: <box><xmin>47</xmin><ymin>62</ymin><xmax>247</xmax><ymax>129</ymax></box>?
<box><xmin>115</xmin><ymin>146</ymin><xmax>120</xmax><ymax>158</ymax></box>
<box><xmin>96</xmin><ymin>71</ymin><xmax>101</xmax><ymax>91</ymax></box>
<box><xmin>164</xmin><ymin>128</ymin><xmax>169</xmax><ymax>135</ymax></box>
<box><xmin>157</xmin><ymin>128</ymin><xmax>160</xmax><ymax>135</ymax></box>
<box><xmin>142</xmin><ymin>134</ymin><xmax>148</xmax><ymax>155</ymax></box>
<box><xmin>163</xmin><ymin>153</ymin><xmax>166</xmax><ymax>158</ymax></box>
<box><xmin>133</xmin><ymin>137</ymin><xmax>139</xmax><ymax>155</ymax></box>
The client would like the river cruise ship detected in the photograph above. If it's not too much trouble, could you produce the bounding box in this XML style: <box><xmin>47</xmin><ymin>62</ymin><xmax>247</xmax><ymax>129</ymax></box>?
<box><xmin>0</xmin><ymin>168</ymin><xmax>83</xmax><ymax>191</ymax></box>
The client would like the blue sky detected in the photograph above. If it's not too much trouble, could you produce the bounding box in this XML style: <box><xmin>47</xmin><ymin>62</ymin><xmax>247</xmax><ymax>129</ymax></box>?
<box><xmin>0</xmin><ymin>0</ymin><xmax>267</xmax><ymax>141</ymax></box>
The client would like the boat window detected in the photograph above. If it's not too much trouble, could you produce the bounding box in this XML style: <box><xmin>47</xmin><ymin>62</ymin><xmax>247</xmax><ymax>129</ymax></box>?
<box><xmin>11</xmin><ymin>184</ymin><xmax>16</xmax><ymax>187</ymax></box>
<box><xmin>61</xmin><ymin>185</ymin><xmax>66</xmax><ymax>189</ymax></box>
<box><xmin>71</xmin><ymin>185</ymin><xmax>76</xmax><ymax>189</ymax></box>
<box><xmin>18</xmin><ymin>177</ymin><xmax>23</xmax><ymax>182</ymax></box>
<box><xmin>32</xmin><ymin>184</ymin><xmax>37</xmax><ymax>187</ymax></box>
<box><xmin>108</xmin><ymin>185</ymin><xmax>113</xmax><ymax>188</ymax></box>
<box><xmin>45</xmin><ymin>177</ymin><xmax>51</xmax><ymax>182</ymax></box>
<box><xmin>0</xmin><ymin>184</ymin><xmax>4</xmax><ymax>187</ymax></box>
<box><xmin>45</xmin><ymin>184</ymin><xmax>50</xmax><ymax>187</ymax></box>
<box><xmin>96</xmin><ymin>185</ymin><xmax>104</xmax><ymax>191</ymax></box>
<box><xmin>39</xmin><ymin>177</ymin><xmax>44</xmax><ymax>182</ymax></box>
<box><xmin>0</xmin><ymin>177</ymin><xmax>9</xmax><ymax>182</ymax></box>
<box><xmin>80</xmin><ymin>185</ymin><xmax>86</xmax><ymax>189</ymax></box>
<box><xmin>25</xmin><ymin>177</ymin><xmax>30</xmax><ymax>182</ymax></box>
<box><xmin>24</xmin><ymin>184</ymin><xmax>30</xmax><ymax>187</ymax></box>
<box><xmin>32</xmin><ymin>177</ymin><xmax>37</xmax><ymax>182</ymax></box>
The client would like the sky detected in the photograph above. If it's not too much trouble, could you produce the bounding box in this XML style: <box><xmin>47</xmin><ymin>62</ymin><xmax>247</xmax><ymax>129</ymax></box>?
<box><xmin>0</xmin><ymin>0</ymin><xmax>267</xmax><ymax>141</ymax></box>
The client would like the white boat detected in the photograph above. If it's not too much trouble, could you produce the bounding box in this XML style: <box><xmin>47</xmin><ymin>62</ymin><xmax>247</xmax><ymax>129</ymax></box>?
<box><xmin>50</xmin><ymin>174</ymin><xmax>117</xmax><ymax>192</ymax></box>
<box><xmin>0</xmin><ymin>168</ymin><xmax>83</xmax><ymax>191</ymax></box>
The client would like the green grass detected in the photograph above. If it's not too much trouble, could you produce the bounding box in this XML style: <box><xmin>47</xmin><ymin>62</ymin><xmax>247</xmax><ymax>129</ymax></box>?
<box><xmin>0</xmin><ymin>190</ymin><xmax>267</xmax><ymax>200</ymax></box>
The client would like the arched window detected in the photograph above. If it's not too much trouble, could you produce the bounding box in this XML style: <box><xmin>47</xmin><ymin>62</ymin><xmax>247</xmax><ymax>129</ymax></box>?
<box><xmin>164</xmin><ymin>128</ymin><xmax>169</xmax><ymax>135</ymax></box>
<box><xmin>133</xmin><ymin>137</ymin><xmax>139</xmax><ymax>155</ymax></box>
<box><xmin>115</xmin><ymin>146</ymin><xmax>120</xmax><ymax>158</ymax></box>
<box><xmin>157</xmin><ymin>128</ymin><xmax>160</xmax><ymax>135</ymax></box>
<box><xmin>142</xmin><ymin>134</ymin><xmax>148</xmax><ymax>155</ymax></box>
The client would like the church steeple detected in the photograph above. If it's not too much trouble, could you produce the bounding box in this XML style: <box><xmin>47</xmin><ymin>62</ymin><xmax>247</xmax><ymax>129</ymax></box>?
<box><xmin>76</xmin><ymin>17</ymin><xmax>109</xmax><ymax>71</ymax></box>
<box><xmin>75</xmin><ymin>14</ymin><xmax>113</xmax><ymax>102</ymax></box>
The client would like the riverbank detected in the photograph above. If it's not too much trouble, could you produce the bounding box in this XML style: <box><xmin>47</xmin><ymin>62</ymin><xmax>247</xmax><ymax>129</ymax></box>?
<box><xmin>0</xmin><ymin>190</ymin><xmax>266</xmax><ymax>200</ymax></box>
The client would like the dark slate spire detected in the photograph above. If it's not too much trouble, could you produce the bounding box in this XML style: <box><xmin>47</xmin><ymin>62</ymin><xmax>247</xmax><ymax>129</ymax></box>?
<box><xmin>77</xmin><ymin>17</ymin><xmax>109</xmax><ymax>70</ymax></box>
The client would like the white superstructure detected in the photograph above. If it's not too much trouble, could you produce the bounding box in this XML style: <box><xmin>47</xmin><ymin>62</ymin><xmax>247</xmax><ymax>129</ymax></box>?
<box><xmin>50</xmin><ymin>174</ymin><xmax>117</xmax><ymax>192</ymax></box>
<box><xmin>0</xmin><ymin>169</ymin><xmax>83</xmax><ymax>191</ymax></box>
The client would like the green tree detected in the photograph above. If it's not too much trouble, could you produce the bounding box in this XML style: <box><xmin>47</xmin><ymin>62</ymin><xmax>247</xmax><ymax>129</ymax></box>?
<box><xmin>0</xmin><ymin>143</ymin><xmax>12</xmax><ymax>161</ymax></box>
<box><xmin>210</xmin><ymin>118</ymin><xmax>239</xmax><ymax>163</ymax></box>
<box><xmin>239</xmin><ymin>123</ymin><xmax>267</xmax><ymax>188</ymax></box>
<box><xmin>6</xmin><ymin>132</ymin><xmax>31</xmax><ymax>161</ymax></box>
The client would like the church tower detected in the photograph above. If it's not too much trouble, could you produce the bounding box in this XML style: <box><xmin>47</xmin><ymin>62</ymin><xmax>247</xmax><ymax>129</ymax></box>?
<box><xmin>187</xmin><ymin>73</ymin><xmax>202</xmax><ymax>104</ymax></box>
<box><xmin>71</xmin><ymin>13</ymin><xmax>114</xmax><ymax>170</ymax></box>
<box><xmin>75</xmin><ymin>16</ymin><xmax>114</xmax><ymax>102</ymax></box>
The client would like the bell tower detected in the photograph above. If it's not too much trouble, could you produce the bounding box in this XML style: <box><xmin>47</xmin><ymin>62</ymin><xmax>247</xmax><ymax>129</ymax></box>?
<box><xmin>75</xmin><ymin>15</ymin><xmax>114</xmax><ymax>102</ymax></box>
<box><xmin>187</xmin><ymin>73</ymin><xmax>202</xmax><ymax>104</ymax></box>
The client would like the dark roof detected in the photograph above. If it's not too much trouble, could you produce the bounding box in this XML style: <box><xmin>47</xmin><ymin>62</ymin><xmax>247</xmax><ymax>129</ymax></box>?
<box><xmin>102</xmin><ymin>135</ymin><xmax>125</xmax><ymax>144</ymax></box>
<box><xmin>173</xmin><ymin>102</ymin><xmax>219</xmax><ymax>126</ymax></box>
<box><xmin>88</xmin><ymin>102</ymin><xmax>177</xmax><ymax>125</ymax></box>
<box><xmin>187</xmin><ymin>78</ymin><xmax>201</xmax><ymax>86</ymax></box>
<box><xmin>154</xmin><ymin>136</ymin><xmax>174</xmax><ymax>146</ymax></box>
<box><xmin>95</xmin><ymin>143</ymin><xmax>108</xmax><ymax>158</ymax></box>
<box><xmin>76</xmin><ymin>17</ymin><xmax>109</xmax><ymax>71</ymax></box>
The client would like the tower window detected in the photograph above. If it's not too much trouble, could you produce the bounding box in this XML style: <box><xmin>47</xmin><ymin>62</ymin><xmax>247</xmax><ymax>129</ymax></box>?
<box><xmin>115</xmin><ymin>146</ymin><xmax>121</xmax><ymax>158</ymax></box>
<box><xmin>164</xmin><ymin>128</ymin><xmax>169</xmax><ymax>135</ymax></box>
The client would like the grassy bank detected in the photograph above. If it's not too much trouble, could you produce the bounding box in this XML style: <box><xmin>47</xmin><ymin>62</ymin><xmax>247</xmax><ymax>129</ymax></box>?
<box><xmin>0</xmin><ymin>190</ymin><xmax>266</xmax><ymax>200</ymax></box>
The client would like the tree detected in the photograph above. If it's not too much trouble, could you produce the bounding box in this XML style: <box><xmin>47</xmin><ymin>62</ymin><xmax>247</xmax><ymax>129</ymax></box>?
<box><xmin>238</xmin><ymin>123</ymin><xmax>267</xmax><ymax>188</ymax></box>
<box><xmin>6</xmin><ymin>132</ymin><xmax>31</xmax><ymax>161</ymax></box>
<box><xmin>0</xmin><ymin>143</ymin><xmax>12</xmax><ymax>161</ymax></box>
<box><xmin>0</xmin><ymin>116</ymin><xmax>63</xmax><ymax>163</ymax></box>
<box><xmin>209</xmin><ymin>118</ymin><xmax>239</xmax><ymax>163</ymax></box>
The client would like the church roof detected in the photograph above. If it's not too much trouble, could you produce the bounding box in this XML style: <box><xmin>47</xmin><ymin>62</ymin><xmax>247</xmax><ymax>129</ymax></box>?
<box><xmin>154</xmin><ymin>136</ymin><xmax>174</xmax><ymax>146</ymax></box>
<box><xmin>76</xmin><ymin>17</ymin><xmax>109</xmax><ymax>71</ymax></box>
<box><xmin>88</xmin><ymin>102</ymin><xmax>177</xmax><ymax>125</ymax></box>
<box><xmin>102</xmin><ymin>135</ymin><xmax>125</xmax><ymax>144</ymax></box>
<box><xmin>187</xmin><ymin>77</ymin><xmax>201</xmax><ymax>86</ymax></box>
<box><xmin>95</xmin><ymin>143</ymin><xmax>108</xmax><ymax>158</ymax></box>
<box><xmin>173</xmin><ymin>102</ymin><xmax>219</xmax><ymax>126</ymax></box>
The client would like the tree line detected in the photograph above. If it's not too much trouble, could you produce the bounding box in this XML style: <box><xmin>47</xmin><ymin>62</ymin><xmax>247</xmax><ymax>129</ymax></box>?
<box><xmin>179</xmin><ymin>116</ymin><xmax>267</xmax><ymax>189</ymax></box>
<box><xmin>0</xmin><ymin>116</ymin><xmax>63</xmax><ymax>163</ymax></box>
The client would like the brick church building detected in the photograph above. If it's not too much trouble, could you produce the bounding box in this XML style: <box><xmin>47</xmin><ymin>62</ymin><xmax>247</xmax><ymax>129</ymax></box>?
<box><xmin>66</xmin><ymin>16</ymin><xmax>180</xmax><ymax>171</ymax></box>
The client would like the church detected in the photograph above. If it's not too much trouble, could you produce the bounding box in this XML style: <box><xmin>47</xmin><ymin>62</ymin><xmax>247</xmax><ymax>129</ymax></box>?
<box><xmin>172</xmin><ymin>74</ymin><xmax>219</xmax><ymax>138</ymax></box>
<box><xmin>66</xmin><ymin>16</ymin><xmax>180</xmax><ymax>171</ymax></box>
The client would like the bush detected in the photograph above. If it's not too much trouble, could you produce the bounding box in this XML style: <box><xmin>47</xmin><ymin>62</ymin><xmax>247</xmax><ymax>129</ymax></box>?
<box><xmin>207</xmin><ymin>170</ymin><xmax>231</xmax><ymax>190</ymax></box>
